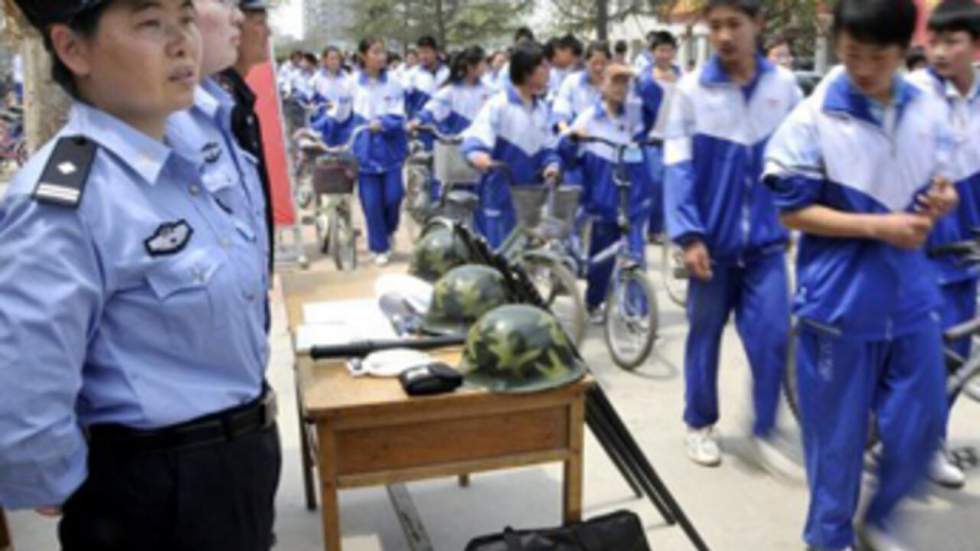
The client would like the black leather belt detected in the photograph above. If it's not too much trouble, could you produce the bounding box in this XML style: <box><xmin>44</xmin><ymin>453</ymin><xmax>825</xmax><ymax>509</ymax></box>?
<box><xmin>85</xmin><ymin>387</ymin><xmax>278</xmax><ymax>452</ymax></box>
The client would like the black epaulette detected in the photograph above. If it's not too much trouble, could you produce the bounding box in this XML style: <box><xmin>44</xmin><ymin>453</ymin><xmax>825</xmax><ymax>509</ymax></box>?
<box><xmin>32</xmin><ymin>136</ymin><xmax>98</xmax><ymax>208</ymax></box>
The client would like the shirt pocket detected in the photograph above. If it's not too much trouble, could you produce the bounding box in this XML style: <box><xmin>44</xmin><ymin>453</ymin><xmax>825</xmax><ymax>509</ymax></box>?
<box><xmin>145</xmin><ymin>247</ymin><xmax>228</xmax><ymax>330</ymax></box>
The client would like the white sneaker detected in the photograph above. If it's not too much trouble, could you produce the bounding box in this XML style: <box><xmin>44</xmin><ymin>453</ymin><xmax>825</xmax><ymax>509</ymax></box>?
<box><xmin>588</xmin><ymin>307</ymin><xmax>605</xmax><ymax>325</ymax></box>
<box><xmin>374</xmin><ymin>253</ymin><xmax>390</xmax><ymax>267</ymax></box>
<box><xmin>859</xmin><ymin>525</ymin><xmax>910</xmax><ymax>551</ymax></box>
<box><xmin>753</xmin><ymin>434</ymin><xmax>806</xmax><ymax>483</ymax></box>
<box><xmin>965</xmin><ymin>376</ymin><xmax>980</xmax><ymax>402</ymax></box>
<box><xmin>686</xmin><ymin>426</ymin><xmax>721</xmax><ymax>467</ymax></box>
<box><xmin>928</xmin><ymin>447</ymin><xmax>965</xmax><ymax>489</ymax></box>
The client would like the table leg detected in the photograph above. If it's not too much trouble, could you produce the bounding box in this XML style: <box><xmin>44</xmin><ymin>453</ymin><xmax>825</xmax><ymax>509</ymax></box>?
<box><xmin>457</xmin><ymin>474</ymin><xmax>470</xmax><ymax>487</ymax></box>
<box><xmin>563</xmin><ymin>399</ymin><xmax>585</xmax><ymax>524</ymax></box>
<box><xmin>316</xmin><ymin>423</ymin><xmax>342</xmax><ymax>551</ymax></box>
<box><xmin>296</xmin><ymin>378</ymin><xmax>318</xmax><ymax>511</ymax></box>
<box><xmin>1</xmin><ymin>507</ymin><xmax>11</xmax><ymax>551</ymax></box>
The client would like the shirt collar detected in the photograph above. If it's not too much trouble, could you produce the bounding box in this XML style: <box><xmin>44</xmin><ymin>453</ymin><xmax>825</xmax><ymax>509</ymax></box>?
<box><xmin>505</xmin><ymin>83</ymin><xmax>541</xmax><ymax>108</ymax></box>
<box><xmin>358</xmin><ymin>69</ymin><xmax>389</xmax><ymax>85</ymax></box>
<box><xmin>699</xmin><ymin>53</ymin><xmax>775</xmax><ymax>87</ymax></box>
<box><xmin>64</xmin><ymin>101</ymin><xmax>172</xmax><ymax>186</ymax></box>
<box><xmin>593</xmin><ymin>98</ymin><xmax>624</xmax><ymax>120</ymax></box>
<box><xmin>941</xmin><ymin>67</ymin><xmax>980</xmax><ymax>102</ymax></box>
<box><xmin>193</xmin><ymin>81</ymin><xmax>222</xmax><ymax>120</ymax></box>
<box><xmin>822</xmin><ymin>70</ymin><xmax>920</xmax><ymax>127</ymax></box>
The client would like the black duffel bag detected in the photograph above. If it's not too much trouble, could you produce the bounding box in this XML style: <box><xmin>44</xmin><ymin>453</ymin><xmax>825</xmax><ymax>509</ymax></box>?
<box><xmin>463</xmin><ymin>510</ymin><xmax>650</xmax><ymax>551</ymax></box>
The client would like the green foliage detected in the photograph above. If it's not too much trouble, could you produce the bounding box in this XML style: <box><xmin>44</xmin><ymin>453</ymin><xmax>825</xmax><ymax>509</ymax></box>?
<box><xmin>346</xmin><ymin>0</ymin><xmax>536</xmax><ymax>50</ymax></box>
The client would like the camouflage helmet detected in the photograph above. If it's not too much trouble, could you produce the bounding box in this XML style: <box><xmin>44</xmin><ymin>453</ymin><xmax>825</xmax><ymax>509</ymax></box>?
<box><xmin>408</xmin><ymin>225</ymin><xmax>474</xmax><ymax>283</ymax></box>
<box><xmin>422</xmin><ymin>265</ymin><xmax>512</xmax><ymax>336</ymax></box>
<box><xmin>459</xmin><ymin>304</ymin><xmax>587</xmax><ymax>393</ymax></box>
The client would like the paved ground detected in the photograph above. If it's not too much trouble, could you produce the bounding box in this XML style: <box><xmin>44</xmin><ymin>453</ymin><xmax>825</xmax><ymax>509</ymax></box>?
<box><xmin>6</xmin><ymin>209</ymin><xmax>980</xmax><ymax>551</ymax></box>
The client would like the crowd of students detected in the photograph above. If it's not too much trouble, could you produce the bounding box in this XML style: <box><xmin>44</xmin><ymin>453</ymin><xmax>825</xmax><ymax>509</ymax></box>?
<box><xmin>274</xmin><ymin>1</ymin><xmax>980</xmax><ymax>549</ymax></box>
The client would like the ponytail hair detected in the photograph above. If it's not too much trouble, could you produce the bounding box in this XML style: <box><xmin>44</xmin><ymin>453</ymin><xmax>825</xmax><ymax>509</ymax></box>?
<box><xmin>448</xmin><ymin>46</ymin><xmax>487</xmax><ymax>85</ymax></box>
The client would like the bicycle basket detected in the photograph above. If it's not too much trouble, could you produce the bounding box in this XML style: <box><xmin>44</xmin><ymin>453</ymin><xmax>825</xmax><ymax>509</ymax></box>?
<box><xmin>434</xmin><ymin>141</ymin><xmax>479</xmax><ymax>184</ymax></box>
<box><xmin>313</xmin><ymin>159</ymin><xmax>357</xmax><ymax>195</ymax></box>
<box><xmin>511</xmin><ymin>186</ymin><xmax>548</xmax><ymax>230</ymax></box>
<box><xmin>537</xmin><ymin>186</ymin><xmax>582</xmax><ymax>240</ymax></box>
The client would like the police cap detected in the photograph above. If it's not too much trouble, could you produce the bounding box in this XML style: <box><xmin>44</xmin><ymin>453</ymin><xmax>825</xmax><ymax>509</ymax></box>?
<box><xmin>13</xmin><ymin>0</ymin><xmax>107</xmax><ymax>30</ymax></box>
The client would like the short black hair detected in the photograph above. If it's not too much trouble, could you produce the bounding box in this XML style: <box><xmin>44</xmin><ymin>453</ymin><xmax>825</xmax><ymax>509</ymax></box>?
<box><xmin>650</xmin><ymin>30</ymin><xmax>678</xmax><ymax>50</ymax></box>
<box><xmin>584</xmin><ymin>40</ymin><xmax>611</xmax><ymax>60</ymax></box>
<box><xmin>514</xmin><ymin>26</ymin><xmax>536</xmax><ymax>44</ymax></box>
<box><xmin>833</xmin><ymin>0</ymin><xmax>918</xmax><ymax>48</ymax></box>
<box><xmin>555</xmin><ymin>34</ymin><xmax>584</xmax><ymax>57</ymax></box>
<box><xmin>614</xmin><ymin>40</ymin><xmax>628</xmax><ymax>55</ymax></box>
<box><xmin>906</xmin><ymin>46</ymin><xmax>928</xmax><ymax>70</ymax></box>
<box><xmin>43</xmin><ymin>3</ymin><xmax>111</xmax><ymax>99</ymax></box>
<box><xmin>303</xmin><ymin>52</ymin><xmax>318</xmax><ymax>66</ymax></box>
<box><xmin>417</xmin><ymin>35</ymin><xmax>439</xmax><ymax>51</ymax></box>
<box><xmin>703</xmin><ymin>0</ymin><xmax>762</xmax><ymax>18</ymax></box>
<box><xmin>928</xmin><ymin>0</ymin><xmax>980</xmax><ymax>38</ymax></box>
<box><xmin>510</xmin><ymin>41</ymin><xmax>546</xmax><ymax>86</ymax></box>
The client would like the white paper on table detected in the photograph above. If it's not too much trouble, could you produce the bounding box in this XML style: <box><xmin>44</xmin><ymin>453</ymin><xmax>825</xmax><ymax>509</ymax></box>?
<box><xmin>295</xmin><ymin>299</ymin><xmax>398</xmax><ymax>353</ymax></box>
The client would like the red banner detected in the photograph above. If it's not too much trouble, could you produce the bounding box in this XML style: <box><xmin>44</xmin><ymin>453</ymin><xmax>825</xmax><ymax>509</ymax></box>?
<box><xmin>246</xmin><ymin>62</ymin><xmax>296</xmax><ymax>227</ymax></box>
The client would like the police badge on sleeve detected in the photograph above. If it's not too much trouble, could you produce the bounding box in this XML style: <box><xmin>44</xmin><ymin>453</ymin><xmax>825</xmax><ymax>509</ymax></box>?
<box><xmin>144</xmin><ymin>220</ymin><xmax>194</xmax><ymax>256</ymax></box>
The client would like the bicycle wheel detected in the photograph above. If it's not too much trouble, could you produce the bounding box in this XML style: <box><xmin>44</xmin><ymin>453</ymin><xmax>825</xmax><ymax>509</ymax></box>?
<box><xmin>331</xmin><ymin>203</ymin><xmax>358</xmax><ymax>271</ymax></box>
<box><xmin>315</xmin><ymin>209</ymin><xmax>331</xmax><ymax>254</ymax></box>
<box><xmin>661</xmin><ymin>242</ymin><xmax>688</xmax><ymax>307</ymax></box>
<box><xmin>402</xmin><ymin>166</ymin><xmax>431</xmax><ymax>241</ymax></box>
<box><xmin>520</xmin><ymin>254</ymin><xmax>586</xmax><ymax>347</ymax></box>
<box><xmin>604</xmin><ymin>268</ymin><xmax>658</xmax><ymax>370</ymax></box>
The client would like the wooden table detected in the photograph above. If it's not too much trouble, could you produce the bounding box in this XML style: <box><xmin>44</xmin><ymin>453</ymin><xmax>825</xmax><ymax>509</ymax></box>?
<box><xmin>281</xmin><ymin>269</ymin><xmax>590</xmax><ymax>551</ymax></box>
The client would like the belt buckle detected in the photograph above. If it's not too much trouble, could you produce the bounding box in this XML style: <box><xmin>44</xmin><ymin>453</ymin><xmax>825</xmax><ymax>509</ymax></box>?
<box><xmin>260</xmin><ymin>389</ymin><xmax>278</xmax><ymax>429</ymax></box>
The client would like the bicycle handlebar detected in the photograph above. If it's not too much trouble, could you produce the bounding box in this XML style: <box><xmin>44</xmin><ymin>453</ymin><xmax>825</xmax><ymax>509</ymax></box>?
<box><xmin>295</xmin><ymin>125</ymin><xmax>369</xmax><ymax>156</ymax></box>
<box><xmin>484</xmin><ymin>160</ymin><xmax>561</xmax><ymax>187</ymax></box>
<box><xmin>409</xmin><ymin>123</ymin><xmax>464</xmax><ymax>144</ymax></box>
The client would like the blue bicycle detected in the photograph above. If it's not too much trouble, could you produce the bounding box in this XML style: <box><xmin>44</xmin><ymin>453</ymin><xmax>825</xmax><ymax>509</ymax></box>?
<box><xmin>574</xmin><ymin>136</ymin><xmax>659</xmax><ymax>370</ymax></box>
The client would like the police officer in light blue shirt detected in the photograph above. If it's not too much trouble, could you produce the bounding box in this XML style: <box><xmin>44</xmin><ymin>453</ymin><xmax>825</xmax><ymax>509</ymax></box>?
<box><xmin>0</xmin><ymin>1</ymin><xmax>279</xmax><ymax>549</ymax></box>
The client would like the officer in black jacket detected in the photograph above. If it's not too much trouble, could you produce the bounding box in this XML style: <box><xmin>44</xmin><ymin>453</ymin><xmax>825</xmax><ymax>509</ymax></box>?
<box><xmin>217</xmin><ymin>0</ymin><xmax>275</xmax><ymax>274</ymax></box>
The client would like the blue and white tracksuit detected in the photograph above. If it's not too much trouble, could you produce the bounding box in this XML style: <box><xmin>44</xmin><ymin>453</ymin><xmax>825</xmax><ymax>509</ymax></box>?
<box><xmin>418</xmin><ymin>81</ymin><xmax>494</xmax><ymax>201</ymax></box>
<box><xmin>309</xmin><ymin>70</ymin><xmax>352</xmax><ymax>146</ymax></box>
<box><xmin>764</xmin><ymin>68</ymin><xmax>951</xmax><ymax>550</ymax></box>
<box><xmin>633</xmin><ymin>50</ymin><xmax>654</xmax><ymax>76</ymax></box>
<box><xmin>321</xmin><ymin>71</ymin><xmax>407</xmax><ymax>254</ymax></box>
<box><xmin>559</xmin><ymin>100</ymin><xmax>653</xmax><ymax>310</ymax></box>
<box><xmin>461</xmin><ymin>85</ymin><xmax>561</xmax><ymax>248</ymax></box>
<box><xmin>547</xmin><ymin>65</ymin><xmax>577</xmax><ymax>105</ymax></box>
<box><xmin>552</xmin><ymin>71</ymin><xmax>602</xmax><ymax>191</ymax></box>
<box><xmin>664</xmin><ymin>55</ymin><xmax>800</xmax><ymax>438</ymax></box>
<box><xmin>909</xmin><ymin>68</ymin><xmax>980</xmax><ymax>368</ymax></box>
<box><xmin>404</xmin><ymin>64</ymin><xmax>450</xmax><ymax>121</ymax></box>
<box><xmin>311</xmin><ymin>69</ymin><xmax>347</xmax><ymax>108</ymax></box>
<box><xmin>635</xmin><ymin>66</ymin><xmax>681</xmax><ymax>237</ymax></box>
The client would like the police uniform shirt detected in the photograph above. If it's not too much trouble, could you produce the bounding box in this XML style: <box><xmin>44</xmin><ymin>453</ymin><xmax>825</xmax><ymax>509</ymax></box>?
<box><xmin>216</xmin><ymin>67</ymin><xmax>275</xmax><ymax>275</ymax></box>
<box><xmin>0</xmin><ymin>102</ymin><xmax>270</xmax><ymax>509</ymax></box>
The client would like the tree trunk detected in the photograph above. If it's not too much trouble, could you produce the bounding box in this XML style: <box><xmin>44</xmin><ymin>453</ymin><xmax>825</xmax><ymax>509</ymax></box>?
<box><xmin>434</xmin><ymin>0</ymin><xmax>447</xmax><ymax>49</ymax></box>
<box><xmin>22</xmin><ymin>33</ymin><xmax>70</xmax><ymax>151</ymax></box>
<box><xmin>595</xmin><ymin>0</ymin><xmax>610</xmax><ymax>41</ymax></box>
